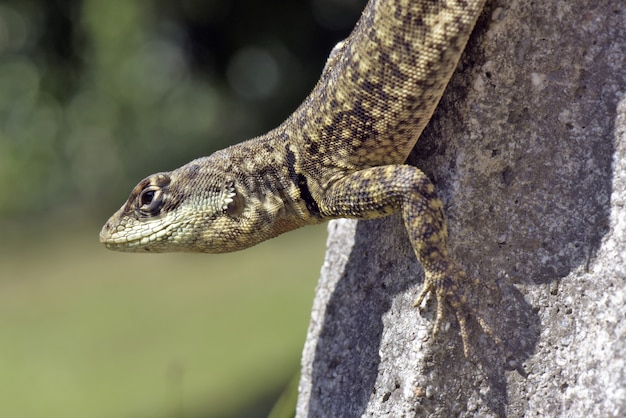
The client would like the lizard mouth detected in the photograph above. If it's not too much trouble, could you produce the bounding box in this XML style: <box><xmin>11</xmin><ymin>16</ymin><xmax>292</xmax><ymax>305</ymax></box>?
<box><xmin>99</xmin><ymin>220</ymin><xmax>171</xmax><ymax>252</ymax></box>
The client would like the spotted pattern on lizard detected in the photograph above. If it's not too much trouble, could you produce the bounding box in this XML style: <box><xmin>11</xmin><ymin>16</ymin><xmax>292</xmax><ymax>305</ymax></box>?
<box><xmin>100</xmin><ymin>0</ymin><xmax>495</xmax><ymax>356</ymax></box>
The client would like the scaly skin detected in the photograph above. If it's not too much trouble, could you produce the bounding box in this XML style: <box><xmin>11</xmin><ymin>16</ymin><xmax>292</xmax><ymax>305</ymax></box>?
<box><xmin>100</xmin><ymin>0</ymin><xmax>494</xmax><ymax>356</ymax></box>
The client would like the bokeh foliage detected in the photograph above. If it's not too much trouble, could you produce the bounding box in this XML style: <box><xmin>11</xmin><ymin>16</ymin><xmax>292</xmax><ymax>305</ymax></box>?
<box><xmin>0</xmin><ymin>0</ymin><xmax>365</xmax><ymax>223</ymax></box>
<box><xmin>0</xmin><ymin>1</ymin><xmax>366</xmax><ymax>416</ymax></box>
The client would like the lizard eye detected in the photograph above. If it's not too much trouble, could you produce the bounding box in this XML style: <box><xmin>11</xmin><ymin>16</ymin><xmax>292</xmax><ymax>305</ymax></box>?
<box><xmin>138</xmin><ymin>186</ymin><xmax>164</xmax><ymax>215</ymax></box>
<box><xmin>141</xmin><ymin>190</ymin><xmax>155</xmax><ymax>206</ymax></box>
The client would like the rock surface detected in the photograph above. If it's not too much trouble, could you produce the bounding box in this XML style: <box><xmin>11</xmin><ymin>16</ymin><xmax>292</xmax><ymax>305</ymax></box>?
<box><xmin>297</xmin><ymin>1</ymin><xmax>626</xmax><ymax>416</ymax></box>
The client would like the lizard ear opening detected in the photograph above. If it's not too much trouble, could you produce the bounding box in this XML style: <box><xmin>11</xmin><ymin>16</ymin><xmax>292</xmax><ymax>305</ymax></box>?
<box><xmin>222</xmin><ymin>182</ymin><xmax>245</xmax><ymax>217</ymax></box>
<box><xmin>225</xmin><ymin>192</ymin><xmax>244</xmax><ymax>216</ymax></box>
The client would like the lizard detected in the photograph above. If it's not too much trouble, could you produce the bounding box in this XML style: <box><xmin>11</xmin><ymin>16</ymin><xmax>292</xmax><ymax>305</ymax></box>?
<box><xmin>100</xmin><ymin>0</ymin><xmax>495</xmax><ymax>357</ymax></box>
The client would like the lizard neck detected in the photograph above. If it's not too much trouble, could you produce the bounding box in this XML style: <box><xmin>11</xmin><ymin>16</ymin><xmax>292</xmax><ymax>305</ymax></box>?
<box><xmin>179</xmin><ymin>131</ymin><xmax>325</xmax><ymax>253</ymax></box>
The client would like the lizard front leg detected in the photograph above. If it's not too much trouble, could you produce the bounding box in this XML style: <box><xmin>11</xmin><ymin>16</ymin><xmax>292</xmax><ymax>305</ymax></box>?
<box><xmin>319</xmin><ymin>165</ymin><xmax>495</xmax><ymax>357</ymax></box>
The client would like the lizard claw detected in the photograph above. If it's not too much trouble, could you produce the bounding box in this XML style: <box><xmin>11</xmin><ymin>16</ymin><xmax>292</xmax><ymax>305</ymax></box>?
<box><xmin>413</xmin><ymin>263</ymin><xmax>500</xmax><ymax>357</ymax></box>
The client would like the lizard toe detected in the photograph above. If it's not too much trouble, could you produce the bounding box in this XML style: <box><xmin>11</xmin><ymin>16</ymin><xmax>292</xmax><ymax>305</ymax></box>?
<box><xmin>413</xmin><ymin>262</ymin><xmax>498</xmax><ymax>357</ymax></box>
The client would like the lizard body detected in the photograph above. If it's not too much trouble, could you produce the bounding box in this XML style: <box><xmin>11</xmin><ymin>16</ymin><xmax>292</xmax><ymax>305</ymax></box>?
<box><xmin>100</xmin><ymin>0</ymin><xmax>492</xmax><ymax>356</ymax></box>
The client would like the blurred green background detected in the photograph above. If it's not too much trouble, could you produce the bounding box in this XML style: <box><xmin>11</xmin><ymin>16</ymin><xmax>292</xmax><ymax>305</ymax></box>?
<box><xmin>0</xmin><ymin>0</ymin><xmax>365</xmax><ymax>416</ymax></box>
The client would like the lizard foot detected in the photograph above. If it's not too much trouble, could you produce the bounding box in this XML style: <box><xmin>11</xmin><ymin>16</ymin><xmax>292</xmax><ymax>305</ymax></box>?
<box><xmin>413</xmin><ymin>262</ymin><xmax>501</xmax><ymax>357</ymax></box>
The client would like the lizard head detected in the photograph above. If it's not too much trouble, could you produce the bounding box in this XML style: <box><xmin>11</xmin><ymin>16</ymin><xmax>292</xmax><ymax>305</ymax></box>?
<box><xmin>99</xmin><ymin>158</ymin><xmax>250</xmax><ymax>253</ymax></box>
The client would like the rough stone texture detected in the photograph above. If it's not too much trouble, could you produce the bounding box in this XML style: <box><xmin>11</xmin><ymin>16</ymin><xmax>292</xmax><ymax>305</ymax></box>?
<box><xmin>297</xmin><ymin>1</ymin><xmax>626</xmax><ymax>417</ymax></box>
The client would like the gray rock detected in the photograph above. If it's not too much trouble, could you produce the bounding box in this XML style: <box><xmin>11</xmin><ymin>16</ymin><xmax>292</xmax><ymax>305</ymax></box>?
<box><xmin>297</xmin><ymin>1</ymin><xmax>626</xmax><ymax>416</ymax></box>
